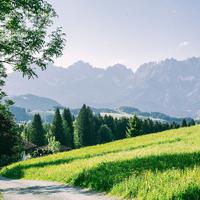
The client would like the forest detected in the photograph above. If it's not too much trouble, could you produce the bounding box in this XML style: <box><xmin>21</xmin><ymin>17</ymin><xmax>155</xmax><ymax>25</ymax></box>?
<box><xmin>19</xmin><ymin>104</ymin><xmax>195</xmax><ymax>158</ymax></box>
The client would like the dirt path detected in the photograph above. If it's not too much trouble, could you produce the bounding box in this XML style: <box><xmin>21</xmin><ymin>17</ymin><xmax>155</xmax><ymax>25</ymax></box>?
<box><xmin>0</xmin><ymin>177</ymin><xmax>117</xmax><ymax>200</ymax></box>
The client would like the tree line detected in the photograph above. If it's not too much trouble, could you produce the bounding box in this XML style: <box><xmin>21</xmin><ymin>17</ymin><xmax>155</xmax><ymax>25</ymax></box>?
<box><xmin>21</xmin><ymin>104</ymin><xmax>195</xmax><ymax>152</ymax></box>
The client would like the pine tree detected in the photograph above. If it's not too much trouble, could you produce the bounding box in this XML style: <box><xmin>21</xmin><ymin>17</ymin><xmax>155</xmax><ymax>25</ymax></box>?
<box><xmin>142</xmin><ymin>119</ymin><xmax>149</xmax><ymax>134</ymax></box>
<box><xmin>147</xmin><ymin>118</ymin><xmax>154</xmax><ymax>133</ymax></box>
<box><xmin>126</xmin><ymin>115</ymin><xmax>143</xmax><ymax>137</ymax></box>
<box><xmin>93</xmin><ymin>114</ymin><xmax>103</xmax><ymax>143</ymax></box>
<box><xmin>189</xmin><ymin>119</ymin><xmax>195</xmax><ymax>126</ymax></box>
<box><xmin>115</xmin><ymin>118</ymin><xmax>129</xmax><ymax>139</ymax></box>
<box><xmin>74</xmin><ymin>105</ymin><xmax>96</xmax><ymax>148</ymax></box>
<box><xmin>51</xmin><ymin>108</ymin><xmax>66</xmax><ymax>145</ymax></box>
<box><xmin>98</xmin><ymin>124</ymin><xmax>113</xmax><ymax>144</ymax></box>
<box><xmin>103</xmin><ymin>115</ymin><xmax>116</xmax><ymax>139</ymax></box>
<box><xmin>30</xmin><ymin>114</ymin><xmax>45</xmax><ymax>146</ymax></box>
<box><xmin>181</xmin><ymin>119</ymin><xmax>187</xmax><ymax>127</ymax></box>
<box><xmin>62</xmin><ymin>108</ymin><xmax>74</xmax><ymax>148</ymax></box>
<box><xmin>63</xmin><ymin>120</ymin><xmax>72</xmax><ymax>147</ymax></box>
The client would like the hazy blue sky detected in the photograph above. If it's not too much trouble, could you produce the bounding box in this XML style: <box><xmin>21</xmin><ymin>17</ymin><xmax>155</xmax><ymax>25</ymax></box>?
<box><xmin>47</xmin><ymin>0</ymin><xmax>200</xmax><ymax>70</ymax></box>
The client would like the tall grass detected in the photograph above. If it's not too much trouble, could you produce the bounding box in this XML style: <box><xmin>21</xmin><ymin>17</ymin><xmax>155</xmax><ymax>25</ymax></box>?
<box><xmin>1</xmin><ymin>126</ymin><xmax>200</xmax><ymax>199</ymax></box>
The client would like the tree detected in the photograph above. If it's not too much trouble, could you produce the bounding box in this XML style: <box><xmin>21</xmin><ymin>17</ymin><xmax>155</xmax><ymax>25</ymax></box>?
<box><xmin>171</xmin><ymin>121</ymin><xmax>179</xmax><ymax>129</ymax></box>
<box><xmin>62</xmin><ymin>108</ymin><xmax>74</xmax><ymax>148</ymax></box>
<box><xmin>51</xmin><ymin>108</ymin><xmax>66</xmax><ymax>145</ymax></box>
<box><xmin>0</xmin><ymin>65</ymin><xmax>7</xmax><ymax>100</ymax></box>
<box><xmin>146</xmin><ymin>118</ymin><xmax>154</xmax><ymax>133</ymax></box>
<box><xmin>0</xmin><ymin>104</ymin><xmax>22</xmax><ymax>167</ymax></box>
<box><xmin>126</xmin><ymin>115</ymin><xmax>143</xmax><ymax>137</ymax></box>
<box><xmin>142</xmin><ymin>119</ymin><xmax>149</xmax><ymax>134</ymax></box>
<box><xmin>47</xmin><ymin>130</ymin><xmax>61</xmax><ymax>153</ymax></box>
<box><xmin>189</xmin><ymin>119</ymin><xmax>195</xmax><ymax>126</ymax></box>
<box><xmin>21</xmin><ymin>123</ymin><xmax>32</xmax><ymax>141</ymax></box>
<box><xmin>0</xmin><ymin>0</ymin><xmax>65</xmax><ymax>165</ymax></box>
<box><xmin>103</xmin><ymin>115</ymin><xmax>116</xmax><ymax>139</ymax></box>
<box><xmin>30</xmin><ymin>114</ymin><xmax>45</xmax><ymax>146</ymax></box>
<box><xmin>98</xmin><ymin>124</ymin><xmax>113</xmax><ymax>144</ymax></box>
<box><xmin>94</xmin><ymin>114</ymin><xmax>103</xmax><ymax>143</ymax></box>
<box><xmin>0</xmin><ymin>0</ymin><xmax>65</xmax><ymax>81</ymax></box>
<box><xmin>181</xmin><ymin>119</ymin><xmax>187</xmax><ymax>127</ymax></box>
<box><xmin>74</xmin><ymin>105</ymin><xmax>96</xmax><ymax>148</ymax></box>
<box><xmin>62</xmin><ymin>120</ymin><xmax>72</xmax><ymax>147</ymax></box>
<box><xmin>115</xmin><ymin>118</ymin><xmax>129</xmax><ymax>139</ymax></box>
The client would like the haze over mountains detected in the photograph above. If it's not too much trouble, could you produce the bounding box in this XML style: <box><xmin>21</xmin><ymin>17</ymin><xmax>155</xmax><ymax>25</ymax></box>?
<box><xmin>5</xmin><ymin>57</ymin><xmax>200</xmax><ymax>118</ymax></box>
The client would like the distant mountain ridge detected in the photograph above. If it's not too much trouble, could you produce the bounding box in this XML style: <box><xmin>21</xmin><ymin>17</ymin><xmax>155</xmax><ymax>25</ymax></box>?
<box><xmin>10</xmin><ymin>94</ymin><xmax>62</xmax><ymax>111</ymax></box>
<box><xmin>5</xmin><ymin>57</ymin><xmax>200</xmax><ymax>117</ymax></box>
<box><xmin>10</xmin><ymin>94</ymin><xmax>192</xmax><ymax>124</ymax></box>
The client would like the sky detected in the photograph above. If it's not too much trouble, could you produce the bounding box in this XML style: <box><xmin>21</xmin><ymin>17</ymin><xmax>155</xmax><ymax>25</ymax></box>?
<box><xmin>47</xmin><ymin>0</ymin><xmax>200</xmax><ymax>70</ymax></box>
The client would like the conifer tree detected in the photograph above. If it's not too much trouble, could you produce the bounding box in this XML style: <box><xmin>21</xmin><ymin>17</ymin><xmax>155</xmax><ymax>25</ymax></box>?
<box><xmin>62</xmin><ymin>108</ymin><xmax>74</xmax><ymax>148</ymax></box>
<box><xmin>51</xmin><ymin>108</ymin><xmax>66</xmax><ymax>145</ymax></box>
<box><xmin>94</xmin><ymin>114</ymin><xmax>104</xmax><ymax>143</ymax></box>
<box><xmin>189</xmin><ymin>119</ymin><xmax>195</xmax><ymax>126</ymax></box>
<box><xmin>171</xmin><ymin>122</ymin><xmax>177</xmax><ymax>129</ymax></box>
<box><xmin>103</xmin><ymin>115</ymin><xmax>116</xmax><ymax>139</ymax></box>
<box><xmin>74</xmin><ymin>105</ymin><xmax>96</xmax><ymax>148</ymax></box>
<box><xmin>98</xmin><ymin>124</ymin><xmax>113</xmax><ymax>144</ymax></box>
<box><xmin>142</xmin><ymin>119</ymin><xmax>149</xmax><ymax>134</ymax></box>
<box><xmin>126</xmin><ymin>115</ymin><xmax>143</xmax><ymax>137</ymax></box>
<box><xmin>181</xmin><ymin>119</ymin><xmax>187</xmax><ymax>127</ymax></box>
<box><xmin>115</xmin><ymin>118</ymin><xmax>129</xmax><ymax>139</ymax></box>
<box><xmin>63</xmin><ymin>120</ymin><xmax>72</xmax><ymax>147</ymax></box>
<box><xmin>30</xmin><ymin>114</ymin><xmax>45</xmax><ymax>146</ymax></box>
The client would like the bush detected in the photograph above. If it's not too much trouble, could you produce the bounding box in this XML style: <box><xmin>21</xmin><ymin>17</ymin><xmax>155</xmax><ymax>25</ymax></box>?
<box><xmin>48</xmin><ymin>135</ymin><xmax>61</xmax><ymax>153</ymax></box>
<box><xmin>31</xmin><ymin>148</ymin><xmax>53</xmax><ymax>158</ymax></box>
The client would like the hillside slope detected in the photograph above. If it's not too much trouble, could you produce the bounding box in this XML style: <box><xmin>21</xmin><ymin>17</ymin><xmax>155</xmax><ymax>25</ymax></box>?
<box><xmin>11</xmin><ymin>94</ymin><xmax>62</xmax><ymax>111</ymax></box>
<box><xmin>1</xmin><ymin>126</ymin><xmax>200</xmax><ymax>199</ymax></box>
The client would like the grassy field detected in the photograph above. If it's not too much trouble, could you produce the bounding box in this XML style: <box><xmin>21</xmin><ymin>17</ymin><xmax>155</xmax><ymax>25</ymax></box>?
<box><xmin>1</xmin><ymin>126</ymin><xmax>200</xmax><ymax>199</ymax></box>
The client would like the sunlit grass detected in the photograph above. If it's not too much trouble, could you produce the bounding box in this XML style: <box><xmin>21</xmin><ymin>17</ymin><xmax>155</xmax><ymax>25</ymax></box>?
<box><xmin>1</xmin><ymin>126</ymin><xmax>200</xmax><ymax>199</ymax></box>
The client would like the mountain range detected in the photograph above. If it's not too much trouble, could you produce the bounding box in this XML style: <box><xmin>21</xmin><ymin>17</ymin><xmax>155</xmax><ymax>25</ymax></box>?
<box><xmin>5</xmin><ymin>57</ymin><xmax>200</xmax><ymax>118</ymax></box>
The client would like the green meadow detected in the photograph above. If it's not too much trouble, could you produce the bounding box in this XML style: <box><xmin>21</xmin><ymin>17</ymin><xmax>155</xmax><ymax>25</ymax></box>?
<box><xmin>1</xmin><ymin>125</ymin><xmax>200</xmax><ymax>199</ymax></box>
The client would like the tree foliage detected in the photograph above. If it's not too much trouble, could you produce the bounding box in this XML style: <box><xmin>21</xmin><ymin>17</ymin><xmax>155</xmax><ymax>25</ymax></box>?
<box><xmin>0</xmin><ymin>0</ymin><xmax>65</xmax><ymax>80</ymax></box>
<box><xmin>51</xmin><ymin>108</ymin><xmax>65</xmax><ymax>145</ymax></box>
<box><xmin>63</xmin><ymin>108</ymin><xmax>74</xmax><ymax>148</ymax></box>
<box><xmin>21</xmin><ymin>104</ymin><xmax>192</xmax><ymax>154</ymax></box>
<box><xmin>182</xmin><ymin>119</ymin><xmax>187</xmax><ymax>127</ymax></box>
<box><xmin>0</xmin><ymin>0</ymin><xmax>65</xmax><ymax>165</ymax></box>
<box><xmin>126</xmin><ymin>115</ymin><xmax>143</xmax><ymax>137</ymax></box>
<box><xmin>98</xmin><ymin>124</ymin><xmax>113</xmax><ymax>144</ymax></box>
<box><xmin>188</xmin><ymin>119</ymin><xmax>195</xmax><ymax>126</ymax></box>
<box><xmin>0</xmin><ymin>104</ymin><xmax>22</xmax><ymax>166</ymax></box>
<box><xmin>103</xmin><ymin>115</ymin><xmax>116</xmax><ymax>139</ymax></box>
<box><xmin>74</xmin><ymin>105</ymin><xmax>96</xmax><ymax>148</ymax></box>
<box><xmin>30</xmin><ymin>114</ymin><xmax>45</xmax><ymax>146</ymax></box>
<box><xmin>47</xmin><ymin>130</ymin><xmax>61</xmax><ymax>153</ymax></box>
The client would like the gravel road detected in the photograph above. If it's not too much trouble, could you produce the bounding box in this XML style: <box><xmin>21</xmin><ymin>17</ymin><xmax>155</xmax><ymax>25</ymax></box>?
<box><xmin>0</xmin><ymin>177</ymin><xmax>117</xmax><ymax>200</ymax></box>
